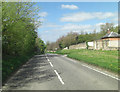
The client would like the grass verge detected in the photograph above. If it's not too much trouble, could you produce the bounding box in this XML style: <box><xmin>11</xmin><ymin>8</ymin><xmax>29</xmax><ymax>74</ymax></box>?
<box><xmin>49</xmin><ymin>49</ymin><xmax>119</xmax><ymax>74</ymax></box>
<box><xmin>2</xmin><ymin>54</ymin><xmax>34</xmax><ymax>84</ymax></box>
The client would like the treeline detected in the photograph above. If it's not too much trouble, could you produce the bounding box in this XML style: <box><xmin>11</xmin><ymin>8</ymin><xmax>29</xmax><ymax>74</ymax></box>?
<box><xmin>2</xmin><ymin>2</ymin><xmax>46</xmax><ymax>82</ymax></box>
<box><xmin>47</xmin><ymin>23</ymin><xmax>118</xmax><ymax>50</ymax></box>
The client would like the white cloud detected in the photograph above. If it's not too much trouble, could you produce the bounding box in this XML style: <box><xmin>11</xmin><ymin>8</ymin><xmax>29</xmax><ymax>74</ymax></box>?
<box><xmin>39</xmin><ymin>23</ymin><xmax>61</xmax><ymax>28</ymax></box>
<box><xmin>111</xmin><ymin>17</ymin><xmax>118</xmax><ymax>22</ymax></box>
<box><xmin>114</xmin><ymin>24</ymin><xmax>118</xmax><ymax>27</ymax></box>
<box><xmin>61</xmin><ymin>4</ymin><xmax>79</xmax><ymax>10</ymax></box>
<box><xmin>43</xmin><ymin>23</ymin><xmax>61</xmax><ymax>28</ymax></box>
<box><xmin>60</xmin><ymin>12</ymin><xmax>116</xmax><ymax>22</ymax></box>
<box><xmin>39</xmin><ymin>12</ymin><xmax>48</xmax><ymax>17</ymax></box>
<box><xmin>61</xmin><ymin>24</ymin><xmax>92</xmax><ymax>32</ymax></box>
<box><xmin>39</xmin><ymin>18</ymin><xmax>46</xmax><ymax>22</ymax></box>
<box><xmin>37</xmin><ymin>12</ymin><xmax>48</xmax><ymax>26</ymax></box>
<box><xmin>39</xmin><ymin>22</ymin><xmax>109</xmax><ymax>42</ymax></box>
<box><xmin>95</xmin><ymin>23</ymin><xmax>106</xmax><ymax>27</ymax></box>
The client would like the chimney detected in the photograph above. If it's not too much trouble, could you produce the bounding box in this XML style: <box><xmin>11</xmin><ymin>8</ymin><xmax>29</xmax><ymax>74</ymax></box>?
<box><xmin>107</xmin><ymin>28</ymin><xmax>111</xmax><ymax>34</ymax></box>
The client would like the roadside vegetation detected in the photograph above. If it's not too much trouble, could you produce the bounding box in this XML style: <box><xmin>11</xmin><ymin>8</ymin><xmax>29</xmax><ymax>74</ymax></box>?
<box><xmin>50</xmin><ymin>49</ymin><xmax>119</xmax><ymax>74</ymax></box>
<box><xmin>47</xmin><ymin>23</ymin><xmax>119</xmax><ymax>51</ymax></box>
<box><xmin>47</xmin><ymin>22</ymin><xmax>119</xmax><ymax>74</ymax></box>
<box><xmin>2</xmin><ymin>2</ymin><xmax>46</xmax><ymax>82</ymax></box>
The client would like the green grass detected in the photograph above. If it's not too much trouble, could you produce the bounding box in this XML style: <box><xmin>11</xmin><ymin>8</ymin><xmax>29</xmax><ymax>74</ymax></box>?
<box><xmin>50</xmin><ymin>49</ymin><xmax>119</xmax><ymax>73</ymax></box>
<box><xmin>2</xmin><ymin>54</ymin><xmax>34</xmax><ymax>83</ymax></box>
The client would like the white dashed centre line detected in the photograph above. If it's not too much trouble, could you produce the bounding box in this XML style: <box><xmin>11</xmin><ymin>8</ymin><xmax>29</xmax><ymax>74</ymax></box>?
<box><xmin>82</xmin><ymin>64</ymin><xmax>120</xmax><ymax>81</ymax></box>
<box><xmin>54</xmin><ymin>70</ymin><xmax>65</xmax><ymax>85</ymax></box>
<box><xmin>49</xmin><ymin>62</ymin><xmax>53</xmax><ymax>67</ymax></box>
<box><xmin>45</xmin><ymin>54</ymin><xmax>65</xmax><ymax>85</ymax></box>
<box><xmin>47</xmin><ymin>59</ymin><xmax>50</xmax><ymax>61</ymax></box>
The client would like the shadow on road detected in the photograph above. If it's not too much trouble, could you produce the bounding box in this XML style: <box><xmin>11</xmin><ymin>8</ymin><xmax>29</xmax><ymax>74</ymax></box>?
<box><xmin>4</xmin><ymin>55</ymin><xmax>56</xmax><ymax>89</ymax></box>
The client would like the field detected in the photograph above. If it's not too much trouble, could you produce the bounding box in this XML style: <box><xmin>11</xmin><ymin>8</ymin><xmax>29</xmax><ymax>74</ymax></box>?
<box><xmin>51</xmin><ymin>49</ymin><xmax>119</xmax><ymax>74</ymax></box>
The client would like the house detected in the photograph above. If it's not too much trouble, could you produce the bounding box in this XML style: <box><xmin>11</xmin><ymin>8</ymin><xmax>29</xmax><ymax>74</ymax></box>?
<box><xmin>93</xmin><ymin>29</ymin><xmax>120</xmax><ymax>50</ymax></box>
<box><xmin>68</xmin><ymin>29</ymin><xmax>120</xmax><ymax>50</ymax></box>
<box><xmin>93</xmin><ymin>39</ymin><xmax>103</xmax><ymax>50</ymax></box>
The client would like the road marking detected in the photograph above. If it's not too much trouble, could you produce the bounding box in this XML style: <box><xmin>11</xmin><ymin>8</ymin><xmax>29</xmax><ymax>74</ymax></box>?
<box><xmin>45</xmin><ymin>55</ymin><xmax>49</xmax><ymax>61</ymax></box>
<box><xmin>82</xmin><ymin>64</ymin><xmax>120</xmax><ymax>81</ymax></box>
<box><xmin>63</xmin><ymin>56</ymin><xmax>77</xmax><ymax>63</ymax></box>
<box><xmin>54</xmin><ymin>70</ymin><xmax>65</xmax><ymax>85</ymax></box>
<box><xmin>69</xmin><ymin>59</ymin><xmax>77</xmax><ymax>63</ymax></box>
<box><xmin>47</xmin><ymin>59</ymin><xmax>50</xmax><ymax>61</ymax></box>
<box><xmin>45</xmin><ymin>54</ymin><xmax>48</xmax><ymax>59</ymax></box>
<box><xmin>49</xmin><ymin>62</ymin><xmax>53</xmax><ymax>67</ymax></box>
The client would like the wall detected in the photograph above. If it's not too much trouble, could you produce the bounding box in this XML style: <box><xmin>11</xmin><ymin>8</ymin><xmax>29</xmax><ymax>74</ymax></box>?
<box><xmin>63</xmin><ymin>47</ymin><xmax>68</xmax><ymax>50</ymax></box>
<box><xmin>108</xmin><ymin>40</ymin><xmax>120</xmax><ymax>47</ymax></box>
<box><xmin>93</xmin><ymin>38</ymin><xmax>120</xmax><ymax>50</ymax></box>
<box><xmin>88</xmin><ymin>42</ymin><xmax>94</xmax><ymax>49</ymax></box>
<box><xmin>69</xmin><ymin>43</ymin><xmax>86</xmax><ymax>49</ymax></box>
<box><xmin>68</xmin><ymin>38</ymin><xmax>120</xmax><ymax>50</ymax></box>
<box><xmin>93</xmin><ymin>40</ymin><xmax>103</xmax><ymax>50</ymax></box>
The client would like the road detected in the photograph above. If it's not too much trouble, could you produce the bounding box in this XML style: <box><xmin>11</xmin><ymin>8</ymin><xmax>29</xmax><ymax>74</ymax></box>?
<box><xmin>3</xmin><ymin>53</ymin><xmax>119</xmax><ymax>90</ymax></box>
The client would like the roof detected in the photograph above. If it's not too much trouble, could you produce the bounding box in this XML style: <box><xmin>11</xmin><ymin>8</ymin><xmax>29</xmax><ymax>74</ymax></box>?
<box><xmin>101</xmin><ymin>31</ymin><xmax>120</xmax><ymax>39</ymax></box>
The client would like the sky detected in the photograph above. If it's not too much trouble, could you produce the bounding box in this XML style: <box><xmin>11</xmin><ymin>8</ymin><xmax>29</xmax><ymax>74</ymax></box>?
<box><xmin>35</xmin><ymin>2</ymin><xmax>118</xmax><ymax>43</ymax></box>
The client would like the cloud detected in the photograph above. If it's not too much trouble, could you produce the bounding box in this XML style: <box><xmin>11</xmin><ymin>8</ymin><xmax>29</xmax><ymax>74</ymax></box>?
<box><xmin>39</xmin><ymin>23</ymin><xmax>61</xmax><ymax>29</ymax></box>
<box><xmin>114</xmin><ymin>24</ymin><xmax>118</xmax><ymax>27</ymax></box>
<box><xmin>39</xmin><ymin>12</ymin><xmax>48</xmax><ymax>17</ymax></box>
<box><xmin>38</xmin><ymin>22</ymin><xmax>109</xmax><ymax>42</ymax></box>
<box><xmin>61</xmin><ymin>24</ymin><xmax>92</xmax><ymax>32</ymax></box>
<box><xmin>37</xmin><ymin>12</ymin><xmax>48</xmax><ymax>26</ymax></box>
<box><xmin>61</xmin><ymin>4</ymin><xmax>79</xmax><ymax>10</ymax></box>
<box><xmin>60</xmin><ymin>12</ymin><xmax>116</xmax><ymax>22</ymax></box>
<box><xmin>43</xmin><ymin>23</ymin><xmax>61</xmax><ymax>28</ymax></box>
<box><xmin>39</xmin><ymin>18</ymin><xmax>46</xmax><ymax>22</ymax></box>
<box><xmin>95</xmin><ymin>23</ymin><xmax>106</xmax><ymax>27</ymax></box>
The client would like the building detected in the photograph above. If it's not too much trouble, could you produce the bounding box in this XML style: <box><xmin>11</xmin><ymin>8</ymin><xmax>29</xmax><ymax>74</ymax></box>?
<box><xmin>68</xmin><ymin>29</ymin><xmax>120</xmax><ymax>50</ymax></box>
<box><xmin>93</xmin><ymin>30</ymin><xmax>120</xmax><ymax>50</ymax></box>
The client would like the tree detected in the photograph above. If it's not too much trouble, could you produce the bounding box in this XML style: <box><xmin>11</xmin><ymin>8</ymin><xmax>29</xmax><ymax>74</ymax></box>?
<box><xmin>2</xmin><ymin>2</ymin><xmax>44</xmax><ymax>57</ymax></box>
<box><xmin>100</xmin><ymin>23</ymin><xmax>114</xmax><ymax>35</ymax></box>
<box><xmin>35</xmin><ymin>38</ymin><xmax>46</xmax><ymax>54</ymax></box>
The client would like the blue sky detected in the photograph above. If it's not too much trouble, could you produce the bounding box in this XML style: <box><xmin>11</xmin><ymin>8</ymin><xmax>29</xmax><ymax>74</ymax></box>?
<box><xmin>35</xmin><ymin>2</ymin><xmax>118</xmax><ymax>43</ymax></box>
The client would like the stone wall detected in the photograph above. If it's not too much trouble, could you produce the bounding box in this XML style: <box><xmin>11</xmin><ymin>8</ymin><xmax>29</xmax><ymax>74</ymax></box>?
<box><xmin>69</xmin><ymin>43</ymin><xmax>86</xmax><ymax>49</ymax></box>
<box><xmin>92</xmin><ymin>39</ymin><xmax>120</xmax><ymax>50</ymax></box>
<box><xmin>88</xmin><ymin>42</ymin><xmax>94</xmax><ymax>49</ymax></box>
<box><xmin>68</xmin><ymin>38</ymin><xmax>120</xmax><ymax>50</ymax></box>
<box><xmin>93</xmin><ymin>40</ymin><xmax>103</xmax><ymax>50</ymax></box>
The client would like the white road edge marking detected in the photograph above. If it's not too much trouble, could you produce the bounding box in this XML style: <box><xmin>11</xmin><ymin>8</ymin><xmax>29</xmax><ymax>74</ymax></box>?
<box><xmin>49</xmin><ymin>62</ymin><xmax>53</xmax><ymax>67</ymax></box>
<box><xmin>54</xmin><ymin>70</ymin><xmax>65</xmax><ymax>85</ymax></box>
<box><xmin>82</xmin><ymin>64</ymin><xmax>120</xmax><ymax>81</ymax></box>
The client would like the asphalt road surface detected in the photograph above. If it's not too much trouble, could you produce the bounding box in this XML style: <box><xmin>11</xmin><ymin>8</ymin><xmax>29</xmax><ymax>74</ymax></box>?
<box><xmin>3</xmin><ymin>53</ymin><xmax>119</xmax><ymax>90</ymax></box>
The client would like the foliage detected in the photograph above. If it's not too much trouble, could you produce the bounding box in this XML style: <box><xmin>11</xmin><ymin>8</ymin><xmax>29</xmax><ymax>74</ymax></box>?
<box><xmin>47</xmin><ymin>23</ymin><xmax>118</xmax><ymax>50</ymax></box>
<box><xmin>2</xmin><ymin>54</ymin><xmax>34</xmax><ymax>82</ymax></box>
<box><xmin>2</xmin><ymin>2</ymin><xmax>40</xmax><ymax>57</ymax></box>
<box><xmin>35</xmin><ymin>38</ymin><xmax>46</xmax><ymax>54</ymax></box>
<box><xmin>2</xmin><ymin>2</ymin><xmax>46</xmax><ymax>82</ymax></box>
<box><xmin>47</xmin><ymin>32</ymin><xmax>79</xmax><ymax>50</ymax></box>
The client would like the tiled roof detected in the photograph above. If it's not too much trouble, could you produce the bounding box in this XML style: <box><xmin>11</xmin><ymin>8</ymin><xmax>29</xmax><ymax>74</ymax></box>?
<box><xmin>101</xmin><ymin>32</ymin><xmax>120</xmax><ymax>39</ymax></box>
